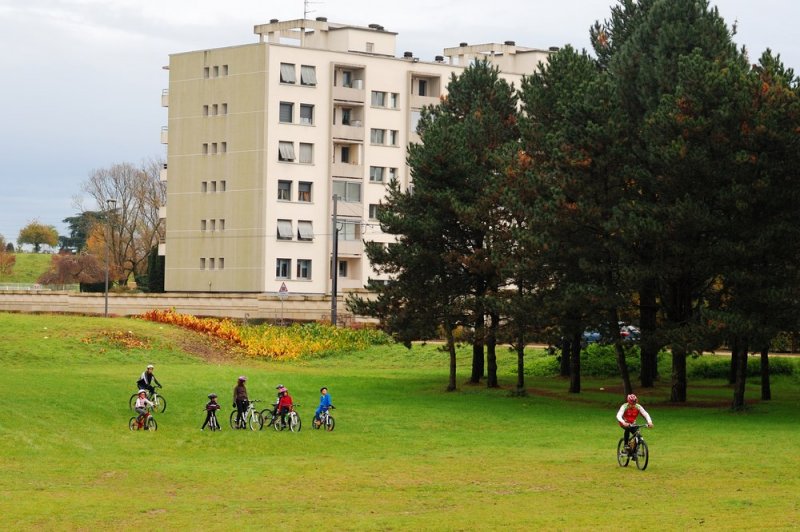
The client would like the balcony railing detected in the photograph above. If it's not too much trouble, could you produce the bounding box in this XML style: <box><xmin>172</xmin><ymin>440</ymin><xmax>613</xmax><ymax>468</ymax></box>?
<box><xmin>161</xmin><ymin>89</ymin><xmax>169</xmax><ymax>107</ymax></box>
<box><xmin>159</xmin><ymin>163</ymin><xmax>167</xmax><ymax>182</ymax></box>
<box><xmin>160</xmin><ymin>126</ymin><xmax>168</xmax><ymax>144</ymax></box>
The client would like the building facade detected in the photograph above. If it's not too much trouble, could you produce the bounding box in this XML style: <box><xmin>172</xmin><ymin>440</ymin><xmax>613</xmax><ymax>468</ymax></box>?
<box><xmin>160</xmin><ymin>18</ymin><xmax>551</xmax><ymax>294</ymax></box>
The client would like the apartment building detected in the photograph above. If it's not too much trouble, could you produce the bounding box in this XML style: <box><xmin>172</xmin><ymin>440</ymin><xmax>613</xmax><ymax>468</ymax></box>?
<box><xmin>160</xmin><ymin>18</ymin><xmax>551</xmax><ymax>294</ymax></box>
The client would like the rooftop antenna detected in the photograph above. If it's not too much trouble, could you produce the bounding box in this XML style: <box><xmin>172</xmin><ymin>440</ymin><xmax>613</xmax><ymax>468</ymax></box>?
<box><xmin>304</xmin><ymin>0</ymin><xmax>323</xmax><ymax>19</ymax></box>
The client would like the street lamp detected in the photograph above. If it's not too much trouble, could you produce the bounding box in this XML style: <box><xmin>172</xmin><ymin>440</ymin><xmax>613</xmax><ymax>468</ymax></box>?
<box><xmin>104</xmin><ymin>198</ymin><xmax>117</xmax><ymax>317</ymax></box>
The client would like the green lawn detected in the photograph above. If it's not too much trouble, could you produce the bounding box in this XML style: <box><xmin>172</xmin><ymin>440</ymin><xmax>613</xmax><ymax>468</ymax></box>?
<box><xmin>1</xmin><ymin>312</ymin><xmax>798</xmax><ymax>530</ymax></box>
<box><xmin>0</xmin><ymin>253</ymin><xmax>52</xmax><ymax>284</ymax></box>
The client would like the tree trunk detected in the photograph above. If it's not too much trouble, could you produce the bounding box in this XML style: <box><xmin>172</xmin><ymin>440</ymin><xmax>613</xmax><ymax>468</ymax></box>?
<box><xmin>569</xmin><ymin>331</ymin><xmax>581</xmax><ymax>393</ymax></box>
<box><xmin>611</xmin><ymin>308</ymin><xmax>633</xmax><ymax>395</ymax></box>
<box><xmin>445</xmin><ymin>324</ymin><xmax>457</xmax><ymax>392</ymax></box>
<box><xmin>470</xmin><ymin>308</ymin><xmax>485</xmax><ymax>383</ymax></box>
<box><xmin>515</xmin><ymin>328</ymin><xmax>527</xmax><ymax>396</ymax></box>
<box><xmin>731</xmin><ymin>339</ymin><xmax>748</xmax><ymax>411</ymax></box>
<box><xmin>486</xmin><ymin>310</ymin><xmax>499</xmax><ymax>388</ymax></box>
<box><xmin>639</xmin><ymin>280</ymin><xmax>658</xmax><ymax>386</ymax></box>
<box><xmin>760</xmin><ymin>346</ymin><xmax>771</xmax><ymax>401</ymax></box>
<box><xmin>670</xmin><ymin>346</ymin><xmax>687</xmax><ymax>402</ymax></box>
<box><xmin>559</xmin><ymin>337</ymin><xmax>571</xmax><ymax>377</ymax></box>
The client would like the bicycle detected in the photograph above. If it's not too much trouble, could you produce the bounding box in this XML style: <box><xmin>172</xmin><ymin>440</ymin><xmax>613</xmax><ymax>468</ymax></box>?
<box><xmin>312</xmin><ymin>405</ymin><xmax>335</xmax><ymax>431</ymax></box>
<box><xmin>128</xmin><ymin>386</ymin><xmax>166</xmax><ymax>413</ymax></box>
<box><xmin>274</xmin><ymin>404</ymin><xmax>302</xmax><ymax>432</ymax></box>
<box><xmin>129</xmin><ymin>406</ymin><xmax>157</xmax><ymax>431</ymax></box>
<box><xmin>229</xmin><ymin>400</ymin><xmax>263</xmax><ymax>431</ymax></box>
<box><xmin>617</xmin><ymin>424</ymin><xmax>649</xmax><ymax>470</ymax></box>
<box><xmin>203</xmin><ymin>409</ymin><xmax>222</xmax><ymax>431</ymax></box>
<box><xmin>259</xmin><ymin>402</ymin><xmax>279</xmax><ymax>430</ymax></box>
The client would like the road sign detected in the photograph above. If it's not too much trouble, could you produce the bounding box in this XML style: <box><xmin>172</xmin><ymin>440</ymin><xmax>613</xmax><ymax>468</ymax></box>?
<box><xmin>278</xmin><ymin>282</ymin><xmax>288</xmax><ymax>301</ymax></box>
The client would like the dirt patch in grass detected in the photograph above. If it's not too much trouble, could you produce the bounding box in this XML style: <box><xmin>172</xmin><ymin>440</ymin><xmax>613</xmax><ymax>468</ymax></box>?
<box><xmin>171</xmin><ymin>330</ymin><xmax>244</xmax><ymax>363</ymax></box>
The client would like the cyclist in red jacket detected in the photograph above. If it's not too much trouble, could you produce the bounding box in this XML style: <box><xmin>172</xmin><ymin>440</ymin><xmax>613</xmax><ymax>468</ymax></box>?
<box><xmin>276</xmin><ymin>386</ymin><xmax>294</xmax><ymax>426</ymax></box>
<box><xmin>616</xmin><ymin>394</ymin><xmax>653</xmax><ymax>452</ymax></box>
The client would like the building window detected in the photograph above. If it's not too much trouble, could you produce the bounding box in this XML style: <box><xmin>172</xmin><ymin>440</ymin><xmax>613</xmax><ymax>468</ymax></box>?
<box><xmin>299</xmin><ymin>143</ymin><xmax>313</xmax><ymax>164</ymax></box>
<box><xmin>332</xmin><ymin>180</ymin><xmax>361</xmax><ymax>202</ymax></box>
<box><xmin>280</xmin><ymin>63</ymin><xmax>296</xmax><ymax>84</ymax></box>
<box><xmin>219</xmin><ymin>257</ymin><xmax>225</xmax><ymax>270</ymax></box>
<box><xmin>277</xmin><ymin>219</ymin><xmax>293</xmax><ymax>240</ymax></box>
<box><xmin>203</xmin><ymin>67</ymin><xmax>210</xmax><ymax>79</ymax></box>
<box><xmin>202</xmin><ymin>143</ymin><xmax>209</xmax><ymax>154</ymax></box>
<box><xmin>219</xmin><ymin>219</ymin><xmax>225</xmax><ymax>231</ymax></box>
<box><xmin>221</xmin><ymin>142</ymin><xmax>227</xmax><ymax>153</ymax></box>
<box><xmin>220</xmin><ymin>180</ymin><xmax>227</xmax><ymax>192</ymax></box>
<box><xmin>366</xmin><ymin>42</ymin><xmax>374</xmax><ymax>53</ymax></box>
<box><xmin>222</xmin><ymin>64</ymin><xmax>229</xmax><ymax>76</ymax></box>
<box><xmin>369</xmin><ymin>166</ymin><xmax>384</xmax><ymax>183</ymax></box>
<box><xmin>203</xmin><ymin>105</ymin><xmax>209</xmax><ymax>116</ymax></box>
<box><xmin>370</xmin><ymin>129</ymin><xmax>385</xmax><ymax>144</ymax></box>
<box><xmin>371</xmin><ymin>91</ymin><xmax>386</xmax><ymax>107</ymax></box>
<box><xmin>278</xmin><ymin>141</ymin><xmax>295</xmax><ymax>162</ymax></box>
<box><xmin>389</xmin><ymin>93</ymin><xmax>399</xmax><ymax>108</ymax></box>
<box><xmin>300</xmin><ymin>65</ymin><xmax>317</xmax><ymax>86</ymax></box>
<box><xmin>369</xmin><ymin>204</ymin><xmax>381</xmax><ymax>219</ymax></box>
<box><xmin>201</xmin><ymin>181</ymin><xmax>208</xmax><ymax>193</ymax></box>
<box><xmin>213</xmin><ymin>66</ymin><xmax>219</xmax><ymax>77</ymax></box>
<box><xmin>341</xmin><ymin>70</ymin><xmax>352</xmax><ymax>88</ymax></box>
<box><xmin>278</xmin><ymin>180</ymin><xmax>292</xmax><ymax>200</ymax></box>
<box><xmin>212</xmin><ymin>104</ymin><xmax>218</xmax><ymax>116</ymax></box>
<box><xmin>297</xmin><ymin>259</ymin><xmax>311</xmax><ymax>279</ymax></box>
<box><xmin>388</xmin><ymin>167</ymin><xmax>398</xmax><ymax>180</ymax></box>
<box><xmin>389</xmin><ymin>130</ymin><xmax>399</xmax><ymax>146</ymax></box>
<box><xmin>209</xmin><ymin>257</ymin><xmax>216</xmax><ymax>270</ymax></box>
<box><xmin>279</xmin><ymin>102</ymin><xmax>293</xmax><ymax>123</ymax></box>
<box><xmin>210</xmin><ymin>219</ymin><xmax>216</xmax><ymax>231</ymax></box>
<box><xmin>297</xmin><ymin>220</ymin><xmax>314</xmax><ymax>241</ymax></box>
<box><xmin>299</xmin><ymin>104</ymin><xmax>314</xmax><ymax>125</ymax></box>
<box><xmin>200</xmin><ymin>257</ymin><xmax>206</xmax><ymax>269</ymax></box>
<box><xmin>341</xmin><ymin>108</ymin><xmax>351</xmax><ymax>125</ymax></box>
<box><xmin>298</xmin><ymin>181</ymin><xmax>312</xmax><ymax>202</ymax></box>
<box><xmin>210</xmin><ymin>181</ymin><xmax>217</xmax><ymax>192</ymax></box>
<box><xmin>410</xmin><ymin>111</ymin><xmax>421</xmax><ymax>133</ymax></box>
<box><xmin>339</xmin><ymin>221</ymin><xmax>359</xmax><ymax>241</ymax></box>
<box><xmin>201</xmin><ymin>219</ymin><xmax>207</xmax><ymax>231</ymax></box>
<box><xmin>338</xmin><ymin>260</ymin><xmax>348</xmax><ymax>278</ymax></box>
<box><xmin>418</xmin><ymin>79</ymin><xmax>428</xmax><ymax>96</ymax></box>
<box><xmin>221</xmin><ymin>103</ymin><xmax>228</xmax><ymax>114</ymax></box>
<box><xmin>276</xmin><ymin>258</ymin><xmax>291</xmax><ymax>279</ymax></box>
<box><xmin>340</xmin><ymin>146</ymin><xmax>351</xmax><ymax>163</ymax></box>
<box><xmin>211</xmin><ymin>142</ymin><xmax>218</xmax><ymax>154</ymax></box>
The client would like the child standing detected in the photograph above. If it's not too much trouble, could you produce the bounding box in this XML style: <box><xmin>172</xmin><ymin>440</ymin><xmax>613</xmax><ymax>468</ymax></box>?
<box><xmin>201</xmin><ymin>393</ymin><xmax>221</xmax><ymax>430</ymax></box>
<box><xmin>313</xmin><ymin>386</ymin><xmax>333</xmax><ymax>428</ymax></box>
<box><xmin>276</xmin><ymin>386</ymin><xmax>294</xmax><ymax>426</ymax></box>
<box><xmin>616</xmin><ymin>394</ymin><xmax>653</xmax><ymax>452</ymax></box>
<box><xmin>232</xmin><ymin>376</ymin><xmax>249</xmax><ymax>429</ymax></box>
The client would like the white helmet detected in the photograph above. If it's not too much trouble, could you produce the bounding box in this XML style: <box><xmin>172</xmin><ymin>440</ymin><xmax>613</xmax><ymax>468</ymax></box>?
<box><xmin>138</xmin><ymin>389</ymin><xmax>148</xmax><ymax>394</ymax></box>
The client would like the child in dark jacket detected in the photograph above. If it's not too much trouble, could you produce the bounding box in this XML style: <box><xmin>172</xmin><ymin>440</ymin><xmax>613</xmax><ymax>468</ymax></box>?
<box><xmin>201</xmin><ymin>393</ymin><xmax>221</xmax><ymax>430</ymax></box>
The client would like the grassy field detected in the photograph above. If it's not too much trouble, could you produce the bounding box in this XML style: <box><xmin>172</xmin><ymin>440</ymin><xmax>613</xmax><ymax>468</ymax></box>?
<box><xmin>0</xmin><ymin>253</ymin><xmax>52</xmax><ymax>283</ymax></box>
<box><xmin>1</xmin><ymin>312</ymin><xmax>798</xmax><ymax>530</ymax></box>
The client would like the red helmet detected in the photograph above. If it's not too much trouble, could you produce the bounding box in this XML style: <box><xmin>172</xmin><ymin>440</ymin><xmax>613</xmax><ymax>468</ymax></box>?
<box><xmin>627</xmin><ymin>393</ymin><xmax>638</xmax><ymax>404</ymax></box>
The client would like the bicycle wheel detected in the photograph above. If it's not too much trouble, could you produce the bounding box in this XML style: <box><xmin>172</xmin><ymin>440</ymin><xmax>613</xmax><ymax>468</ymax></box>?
<box><xmin>152</xmin><ymin>395</ymin><xmax>167</xmax><ymax>413</ymax></box>
<box><xmin>259</xmin><ymin>410</ymin><xmax>275</xmax><ymax>429</ymax></box>
<box><xmin>325</xmin><ymin>415</ymin><xmax>335</xmax><ymax>432</ymax></box>
<box><xmin>129</xmin><ymin>417</ymin><xmax>139</xmax><ymax>431</ymax></box>
<box><xmin>249</xmin><ymin>412</ymin><xmax>262</xmax><ymax>431</ymax></box>
<box><xmin>128</xmin><ymin>394</ymin><xmax>137</xmax><ymax>410</ymax></box>
<box><xmin>229</xmin><ymin>410</ymin><xmax>241</xmax><ymax>429</ymax></box>
<box><xmin>289</xmin><ymin>412</ymin><xmax>301</xmax><ymax>432</ymax></box>
<box><xmin>634</xmin><ymin>440</ymin><xmax>649</xmax><ymax>470</ymax></box>
<box><xmin>274</xmin><ymin>418</ymin><xmax>284</xmax><ymax>431</ymax></box>
<box><xmin>312</xmin><ymin>416</ymin><xmax>322</xmax><ymax>430</ymax></box>
<box><xmin>617</xmin><ymin>439</ymin><xmax>630</xmax><ymax>467</ymax></box>
<box><xmin>146</xmin><ymin>416</ymin><xmax>157</xmax><ymax>431</ymax></box>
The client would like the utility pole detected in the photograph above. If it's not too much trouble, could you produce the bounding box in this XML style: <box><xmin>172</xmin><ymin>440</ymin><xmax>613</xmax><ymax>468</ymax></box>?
<box><xmin>331</xmin><ymin>194</ymin><xmax>339</xmax><ymax>327</ymax></box>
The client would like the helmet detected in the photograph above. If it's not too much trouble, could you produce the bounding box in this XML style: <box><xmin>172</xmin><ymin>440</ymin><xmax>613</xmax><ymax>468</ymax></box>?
<box><xmin>238</xmin><ymin>376</ymin><xmax>247</xmax><ymax>382</ymax></box>
<box><xmin>138</xmin><ymin>389</ymin><xmax>147</xmax><ymax>394</ymax></box>
<box><xmin>278</xmin><ymin>386</ymin><xmax>287</xmax><ymax>393</ymax></box>
<box><xmin>275</xmin><ymin>384</ymin><xmax>284</xmax><ymax>389</ymax></box>
<box><xmin>147</xmin><ymin>364</ymin><xmax>154</xmax><ymax>369</ymax></box>
<box><xmin>627</xmin><ymin>393</ymin><xmax>638</xmax><ymax>404</ymax></box>
<box><xmin>208</xmin><ymin>393</ymin><xmax>218</xmax><ymax>399</ymax></box>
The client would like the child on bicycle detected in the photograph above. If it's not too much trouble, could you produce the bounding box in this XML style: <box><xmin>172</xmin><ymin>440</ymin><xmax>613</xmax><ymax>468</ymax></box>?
<box><xmin>233</xmin><ymin>376</ymin><xmax>249</xmax><ymax>429</ymax></box>
<box><xmin>276</xmin><ymin>386</ymin><xmax>293</xmax><ymax>426</ymax></box>
<box><xmin>136</xmin><ymin>364</ymin><xmax>162</xmax><ymax>395</ymax></box>
<box><xmin>134</xmin><ymin>389</ymin><xmax>154</xmax><ymax>428</ymax></box>
<box><xmin>616</xmin><ymin>393</ymin><xmax>653</xmax><ymax>452</ymax></box>
<box><xmin>201</xmin><ymin>393</ymin><xmax>221</xmax><ymax>431</ymax></box>
<box><xmin>313</xmin><ymin>386</ymin><xmax>332</xmax><ymax>428</ymax></box>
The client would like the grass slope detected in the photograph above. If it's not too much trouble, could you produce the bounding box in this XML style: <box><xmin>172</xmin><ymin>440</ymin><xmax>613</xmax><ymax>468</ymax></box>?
<box><xmin>0</xmin><ymin>313</ymin><xmax>798</xmax><ymax>530</ymax></box>
<box><xmin>0</xmin><ymin>253</ymin><xmax>52</xmax><ymax>283</ymax></box>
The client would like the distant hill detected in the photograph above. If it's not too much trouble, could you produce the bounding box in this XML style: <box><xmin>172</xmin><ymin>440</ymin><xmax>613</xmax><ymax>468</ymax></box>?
<box><xmin>0</xmin><ymin>253</ymin><xmax>53</xmax><ymax>284</ymax></box>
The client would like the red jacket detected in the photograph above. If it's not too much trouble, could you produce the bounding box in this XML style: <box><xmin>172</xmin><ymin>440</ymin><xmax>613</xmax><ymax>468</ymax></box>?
<box><xmin>278</xmin><ymin>393</ymin><xmax>293</xmax><ymax>410</ymax></box>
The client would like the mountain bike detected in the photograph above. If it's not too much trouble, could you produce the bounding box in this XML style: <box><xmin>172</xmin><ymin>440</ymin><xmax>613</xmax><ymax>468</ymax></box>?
<box><xmin>274</xmin><ymin>404</ymin><xmax>301</xmax><ymax>432</ymax></box>
<box><xmin>259</xmin><ymin>402</ymin><xmax>279</xmax><ymax>430</ymax></box>
<box><xmin>229</xmin><ymin>400</ymin><xmax>263</xmax><ymax>431</ymax></box>
<box><xmin>312</xmin><ymin>405</ymin><xmax>335</xmax><ymax>431</ymax></box>
<box><xmin>129</xmin><ymin>386</ymin><xmax>166</xmax><ymax>413</ymax></box>
<box><xmin>203</xmin><ymin>409</ymin><xmax>221</xmax><ymax>431</ymax></box>
<box><xmin>617</xmin><ymin>424</ymin><xmax>649</xmax><ymax>470</ymax></box>
<box><xmin>129</xmin><ymin>407</ymin><xmax>157</xmax><ymax>431</ymax></box>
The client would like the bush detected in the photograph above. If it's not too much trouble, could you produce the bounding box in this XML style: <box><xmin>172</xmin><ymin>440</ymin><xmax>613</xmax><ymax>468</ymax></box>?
<box><xmin>687</xmin><ymin>354</ymin><xmax>796</xmax><ymax>379</ymax></box>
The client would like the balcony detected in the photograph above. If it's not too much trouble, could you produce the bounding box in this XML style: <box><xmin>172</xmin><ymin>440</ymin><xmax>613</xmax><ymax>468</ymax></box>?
<box><xmin>161</xmin><ymin>89</ymin><xmax>169</xmax><ymax>107</ymax></box>
<box><xmin>410</xmin><ymin>93</ymin><xmax>440</xmax><ymax>109</ymax></box>
<box><xmin>160</xmin><ymin>126</ymin><xmax>168</xmax><ymax>144</ymax></box>
<box><xmin>159</xmin><ymin>163</ymin><xmax>167</xmax><ymax>182</ymax></box>
<box><xmin>332</xmin><ymin>81</ymin><xmax>365</xmax><ymax>103</ymax></box>
<box><xmin>331</xmin><ymin>121</ymin><xmax>364</xmax><ymax>141</ymax></box>
<box><xmin>158</xmin><ymin>205</ymin><xmax>167</xmax><ymax>219</ymax></box>
<box><xmin>331</xmin><ymin>162</ymin><xmax>363</xmax><ymax>179</ymax></box>
<box><xmin>158</xmin><ymin>238</ymin><xmax>166</xmax><ymax>256</ymax></box>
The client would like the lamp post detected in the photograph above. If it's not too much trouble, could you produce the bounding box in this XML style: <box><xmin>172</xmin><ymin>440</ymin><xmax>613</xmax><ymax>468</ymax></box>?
<box><xmin>331</xmin><ymin>194</ymin><xmax>340</xmax><ymax>327</ymax></box>
<box><xmin>104</xmin><ymin>198</ymin><xmax>117</xmax><ymax>317</ymax></box>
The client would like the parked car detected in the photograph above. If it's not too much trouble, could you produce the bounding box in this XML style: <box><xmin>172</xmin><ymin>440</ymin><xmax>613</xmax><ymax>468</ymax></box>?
<box><xmin>582</xmin><ymin>323</ymin><xmax>640</xmax><ymax>345</ymax></box>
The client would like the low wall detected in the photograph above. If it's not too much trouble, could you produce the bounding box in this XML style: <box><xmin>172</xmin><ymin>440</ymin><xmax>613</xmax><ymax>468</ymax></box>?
<box><xmin>0</xmin><ymin>290</ymin><xmax>360</xmax><ymax>323</ymax></box>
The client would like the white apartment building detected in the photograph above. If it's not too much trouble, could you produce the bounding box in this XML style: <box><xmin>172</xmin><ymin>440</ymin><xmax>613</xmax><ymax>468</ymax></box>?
<box><xmin>160</xmin><ymin>18</ymin><xmax>551</xmax><ymax>294</ymax></box>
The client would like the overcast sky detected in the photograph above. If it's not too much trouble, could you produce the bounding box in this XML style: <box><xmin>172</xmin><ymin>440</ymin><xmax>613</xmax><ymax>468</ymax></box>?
<box><xmin>1</xmin><ymin>0</ymin><xmax>798</xmax><ymax>245</ymax></box>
